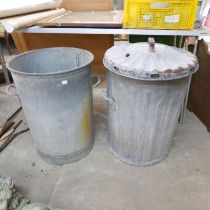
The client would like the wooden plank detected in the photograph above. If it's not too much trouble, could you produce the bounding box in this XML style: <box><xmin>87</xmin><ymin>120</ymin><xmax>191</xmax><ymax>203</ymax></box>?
<box><xmin>37</xmin><ymin>10</ymin><xmax>123</xmax><ymax>28</ymax></box>
<box><xmin>60</xmin><ymin>0</ymin><xmax>114</xmax><ymax>11</ymax></box>
<box><xmin>13</xmin><ymin>33</ymin><xmax>114</xmax><ymax>75</ymax></box>
<box><xmin>11</xmin><ymin>32</ymin><xmax>28</xmax><ymax>52</ymax></box>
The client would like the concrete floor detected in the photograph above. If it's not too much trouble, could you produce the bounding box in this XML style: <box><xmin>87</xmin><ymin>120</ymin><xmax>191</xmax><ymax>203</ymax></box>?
<box><xmin>1</xmin><ymin>82</ymin><xmax>210</xmax><ymax>210</ymax></box>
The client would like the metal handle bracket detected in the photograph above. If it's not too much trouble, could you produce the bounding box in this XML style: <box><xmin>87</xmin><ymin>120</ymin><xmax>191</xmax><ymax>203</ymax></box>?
<box><xmin>92</xmin><ymin>75</ymin><xmax>101</xmax><ymax>88</ymax></box>
<box><xmin>6</xmin><ymin>84</ymin><xmax>18</xmax><ymax>96</ymax></box>
<box><xmin>100</xmin><ymin>90</ymin><xmax>116</xmax><ymax>110</ymax></box>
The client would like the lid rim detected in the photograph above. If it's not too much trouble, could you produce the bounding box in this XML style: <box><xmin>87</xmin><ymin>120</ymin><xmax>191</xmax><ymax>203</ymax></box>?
<box><xmin>104</xmin><ymin>60</ymin><xmax>199</xmax><ymax>81</ymax></box>
<box><xmin>103</xmin><ymin>42</ymin><xmax>198</xmax><ymax>80</ymax></box>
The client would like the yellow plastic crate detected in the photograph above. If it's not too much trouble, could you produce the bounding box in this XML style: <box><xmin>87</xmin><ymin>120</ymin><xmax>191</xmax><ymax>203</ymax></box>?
<box><xmin>123</xmin><ymin>0</ymin><xmax>198</xmax><ymax>29</ymax></box>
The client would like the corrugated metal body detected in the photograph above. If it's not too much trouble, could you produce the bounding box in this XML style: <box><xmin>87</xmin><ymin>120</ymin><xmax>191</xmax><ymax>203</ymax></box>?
<box><xmin>106</xmin><ymin>71</ymin><xmax>189</xmax><ymax>166</ymax></box>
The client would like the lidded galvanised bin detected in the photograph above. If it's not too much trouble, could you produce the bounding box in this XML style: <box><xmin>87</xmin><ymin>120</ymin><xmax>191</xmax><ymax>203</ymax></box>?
<box><xmin>7</xmin><ymin>47</ymin><xmax>95</xmax><ymax>165</ymax></box>
<box><xmin>103</xmin><ymin>39</ymin><xmax>198</xmax><ymax>166</ymax></box>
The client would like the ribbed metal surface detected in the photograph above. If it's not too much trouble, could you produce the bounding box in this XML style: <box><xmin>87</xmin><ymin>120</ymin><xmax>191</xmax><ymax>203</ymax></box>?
<box><xmin>107</xmin><ymin>71</ymin><xmax>189</xmax><ymax>166</ymax></box>
<box><xmin>103</xmin><ymin>42</ymin><xmax>198</xmax><ymax>81</ymax></box>
<box><xmin>7</xmin><ymin>48</ymin><xmax>94</xmax><ymax>165</ymax></box>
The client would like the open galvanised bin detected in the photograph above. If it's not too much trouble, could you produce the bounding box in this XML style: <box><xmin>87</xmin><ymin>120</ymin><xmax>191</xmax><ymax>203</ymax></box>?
<box><xmin>7</xmin><ymin>47</ymin><xmax>95</xmax><ymax>165</ymax></box>
<box><xmin>103</xmin><ymin>39</ymin><xmax>198</xmax><ymax>166</ymax></box>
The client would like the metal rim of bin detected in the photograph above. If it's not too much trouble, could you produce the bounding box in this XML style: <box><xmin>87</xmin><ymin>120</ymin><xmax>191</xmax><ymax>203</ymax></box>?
<box><xmin>103</xmin><ymin>60</ymin><xmax>199</xmax><ymax>81</ymax></box>
<box><xmin>7</xmin><ymin>47</ymin><xmax>94</xmax><ymax>78</ymax></box>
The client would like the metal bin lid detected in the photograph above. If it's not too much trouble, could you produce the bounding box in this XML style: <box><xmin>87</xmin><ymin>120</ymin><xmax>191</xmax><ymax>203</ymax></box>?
<box><xmin>103</xmin><ymin>38</ymin><xmax>198</xmax><ymax>81</ymax></box>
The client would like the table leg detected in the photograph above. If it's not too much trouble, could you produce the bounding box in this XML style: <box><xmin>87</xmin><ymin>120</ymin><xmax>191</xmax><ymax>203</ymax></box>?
<box><xmin>173</xmin><ymin>35</ymin><xmax>177</xmax><ymax>46</ymax></box>
<box><xmin>0</xmin><ymin>42</ymin><xmax>11</xmax><ymax>84</ymax></box>
<box><xmin>179</xmin><ymin>36</ymin><xmax>198</xmax><ymax>123</ymax></box>
<box><xmin>179</xmin><ymin>36</ymin><xmax>184</xmax><ymax>49</ymax></box>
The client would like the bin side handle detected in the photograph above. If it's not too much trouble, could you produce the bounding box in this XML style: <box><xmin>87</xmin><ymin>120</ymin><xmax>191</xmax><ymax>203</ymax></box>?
<box><xmin>100</xmin><ymin>90</ymin><xmax>116</xmax><ymax>110</ymax></box>
<box><xmin>6</xmin><ymin>84</ymin><xmax>18</xmax><ymax>96</ymax></box>
<box><xmin>92</xmin><ymin>75</ymin><xmax>101</xmax><ymax>88</ymax></box>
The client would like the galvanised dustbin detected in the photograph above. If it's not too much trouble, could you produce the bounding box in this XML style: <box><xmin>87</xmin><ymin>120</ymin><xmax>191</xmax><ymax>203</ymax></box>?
<box><xmin>7</xmin><ymin>47</ymin><xmax>95</xmax><ymax>165</ymax></box>
<box><xmin>103</xmin><ymin>39</ymin><xmax>198</xmax><ymax>166</ymax></box>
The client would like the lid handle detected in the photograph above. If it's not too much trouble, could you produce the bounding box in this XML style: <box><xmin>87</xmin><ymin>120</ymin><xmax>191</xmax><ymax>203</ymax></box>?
<box><xmin>148</xmin><ymin>37</ymin><xmax>155</xmax><ymax>53</ymax></box>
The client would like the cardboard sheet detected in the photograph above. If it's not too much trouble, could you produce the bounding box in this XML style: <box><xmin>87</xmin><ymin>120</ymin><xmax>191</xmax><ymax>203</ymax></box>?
<box><xmin>3</xmin><ymin>9</ymin><xmax>66</xmax><ymax>33</ymax></box>
<box><xmin>0</xmin><ymin>0</ymin><xmax>62</xmax><ymax>18</ymax></box>
<box><xmin>0</xmin><ymin>15</ymin><xmax>25</xmax><ymax>33</ymax></box>
<box><xmin>37</xmin><ymin>10</ymin><xmax>123</xmax><ymax>28</ymax></box>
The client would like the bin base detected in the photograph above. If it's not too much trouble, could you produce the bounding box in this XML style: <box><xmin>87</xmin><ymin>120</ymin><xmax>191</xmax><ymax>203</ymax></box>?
<box><xmin>37</xmin><ymin>141</ymin><xmax>94</xmax><ymax>165</ymax></box>
<box><xmin>109</xmin><ymin>146</ymin><xmax>169</xmax><ymax>166</ymax></box>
